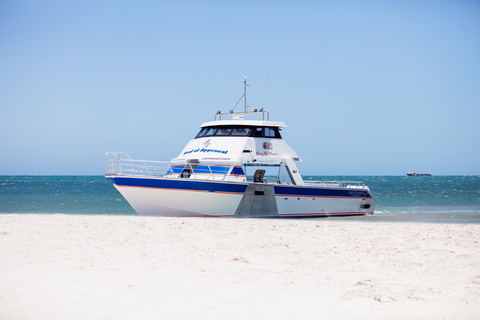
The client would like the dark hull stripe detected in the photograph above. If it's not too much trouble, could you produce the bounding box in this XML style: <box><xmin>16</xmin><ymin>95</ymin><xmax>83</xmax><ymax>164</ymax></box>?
<box><xmin>274</xmin><ymin>186</ymin><xmax>373</xmax><ymax>199</ymax></box>
<box><xmin>107</xmin><ymin>176</ymin><xmax>247</xmax><ymax>194</ymax></box>
<box><xmin>107</xmin><ymin>176</ymin><xmax>373</xmax><ymax>199</ymax></box>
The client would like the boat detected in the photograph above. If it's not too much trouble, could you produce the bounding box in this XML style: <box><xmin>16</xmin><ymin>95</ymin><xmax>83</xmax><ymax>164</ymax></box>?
<box><xmin>105</xmin><ymin>79</ymin><xmax>376</xmax><ymax>217</ymax></box>
<box><xmin>407</xmin><ymin>172</ymin><xmax>432</xmax><ymax>176</ymax></box>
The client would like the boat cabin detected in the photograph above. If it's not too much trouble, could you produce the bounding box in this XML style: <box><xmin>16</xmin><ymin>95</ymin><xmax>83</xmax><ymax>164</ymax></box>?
<box><xmin>170</xmin><ymin>114</ymin><xmax>304</xmax><ymax>185</ymax></box>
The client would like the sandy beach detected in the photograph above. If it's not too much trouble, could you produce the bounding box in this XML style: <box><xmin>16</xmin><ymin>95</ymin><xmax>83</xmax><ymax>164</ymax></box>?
<box><xmin>0</xmin><ymin>215</ymin><xmax>479</xmax><ymax>319</ymax></box>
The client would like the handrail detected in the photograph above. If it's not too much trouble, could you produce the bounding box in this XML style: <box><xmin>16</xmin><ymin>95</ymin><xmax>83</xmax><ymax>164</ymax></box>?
<box><xmin>105</xmin><ymin>152</ymin><xmax>236</xmax><ymax>181</ymax></box>
<box><xmin>246</xmin><ymin>176</ymin><xmax>366</xmax><ymax>188</ymax></box>
<box><xmin>105</xmin><ymin>152</ymin><xmax>172</xmax><ymax>177</ymax></box>
<box><xmin>304</xmin><ymin>181</ymin><xmax>366</xmax><ymax>188</ymax></box>
<box><xmin>106</xmin><ymin>152</ymin><xmax>368</xmax><ymax>189</ymax></box>
<box><xmin>214</xmin><ymin>110</ymin><xmax>269</xmax><ymax>121</ymax></box>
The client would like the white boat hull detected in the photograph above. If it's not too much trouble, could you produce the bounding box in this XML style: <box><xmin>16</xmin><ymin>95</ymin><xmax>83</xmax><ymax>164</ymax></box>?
<box><xmin>108</xmin><ymin>176</ymin><xmax>375</xmax><ymax>218</ymax></box>
<box><xmin>114</xmin><ymin>185</ymin><xmax>244</xmax><ymax>217</ymax></box>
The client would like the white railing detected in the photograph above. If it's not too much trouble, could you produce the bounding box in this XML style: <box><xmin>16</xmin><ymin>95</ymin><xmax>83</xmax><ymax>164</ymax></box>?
<box><xmin>304</xmin><ymin>181</ymin><xmax>367</xmax><ymax>189</ymax></box>
<box><xmin>105</xmin><ymin>152</ymin><xmax>236</xmax><ymax>181</ymax></box>
<box><xmin>105</xmin><ymin>152</ymin><xmax>368</xmax><ymax>189</ymax></box>
<box><xmin>261</xmin><ymin>177</ymin><xmax>294</xmax><ymax>185</ymax></box>
<box><xmin>214</xmin><ymin>110</ymin><xmax>269</xmax><ymax>121</ymax></box>
<box><xmin>246</xmin><ymin>177</ymin><xmax>365</xmax><ymax>188</ymax></box>
<box><xmin>105</xmin><ymin>152</ymin><xmax>172</xmax><ymax>177</ymax></box>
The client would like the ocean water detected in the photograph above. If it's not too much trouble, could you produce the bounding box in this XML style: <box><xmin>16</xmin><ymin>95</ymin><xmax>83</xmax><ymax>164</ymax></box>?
<box><xmin>0</xmin><ymin>176</ymin><xmax>479</xmax><ymax>224</ymax></box>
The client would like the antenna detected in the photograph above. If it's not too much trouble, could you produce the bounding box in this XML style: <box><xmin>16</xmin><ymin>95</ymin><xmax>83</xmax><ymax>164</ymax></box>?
<box><xmin>230</xmin><ymin>76</ymin><xmax>249</xmax><ymax>113</ymax></box>
<box><xmin>244</xmin><ymin>76</ymin><xmax>250</xmax><ymax>112</ymax></box>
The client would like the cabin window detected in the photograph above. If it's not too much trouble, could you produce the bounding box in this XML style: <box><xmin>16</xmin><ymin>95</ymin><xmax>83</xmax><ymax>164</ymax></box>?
<box><xmin>231</xmin><ymin>127</ymin><xmax>251</xmax><ymax>136</ymax></box>
<box><xmin>195</xmin><ymin>126</ymin><xmax>282</xmax><ymax>139</ymax></box>
<box><xmin>265</xmin><ymin>128</ymin><xmax>275</xmax><ymax>137</ymax></box>
<box><xmin>252</xmin><ymin>127</ymin><xmax>277</xmax><ymax>138</ymax></box>
<box><xmin>196</xmin><ymin>128</ymin><xmax>208</xmax><ymax>137</ymax></box>
<box><xmin>203</xmin><ymin>127</ymin><xmax>218</xmax><ymax>136</ymax></box>
<box><xmin>216</xmin><ymin>128</ymin><xmax>233</xmax><ymax>136</ymax></box>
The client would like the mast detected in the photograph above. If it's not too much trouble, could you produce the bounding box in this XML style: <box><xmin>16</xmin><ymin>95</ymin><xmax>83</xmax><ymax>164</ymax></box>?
<box><xmin>225</xmin><ymin>76</ymin><xmax>257</xmax><ymax>117</ymax></box>
<box><xmin>244</xmin><ymin>76</ymin><xmax>249</xmax><ymax>112</ymax></box>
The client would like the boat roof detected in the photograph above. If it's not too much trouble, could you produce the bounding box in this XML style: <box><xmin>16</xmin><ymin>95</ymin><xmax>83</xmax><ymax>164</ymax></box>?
<box><xmin>200</xmin><ymin>119</ymin><xmax>287</xmax><ymax>128</ymax></box>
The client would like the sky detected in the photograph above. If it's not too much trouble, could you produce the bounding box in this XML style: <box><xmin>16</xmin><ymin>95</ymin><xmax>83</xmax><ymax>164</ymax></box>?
<box><xmin>1</xmin><ymin>0</ymin><xmax>479</xmax><ymax>175</ymax></box>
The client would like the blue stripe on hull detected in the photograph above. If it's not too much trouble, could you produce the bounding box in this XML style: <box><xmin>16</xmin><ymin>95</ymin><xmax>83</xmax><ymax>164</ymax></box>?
<box><xmin>274</xmin><ymin>185</ymin><xmax>372</xmax><ymax>198</ymax></box>
<box><xmin>106</xmin><ymin>176</ymin><xmax>372</xmax><ymax>199</ymax></box>
<box><xmin>107</xmin><ymin>176</ymin><xmax>248</xmax><ymax>194</ymax></box>
<box><xmin>107</xmin><ymin>177</ymin><xmax>372</xmax><ymax>199</ymax></box>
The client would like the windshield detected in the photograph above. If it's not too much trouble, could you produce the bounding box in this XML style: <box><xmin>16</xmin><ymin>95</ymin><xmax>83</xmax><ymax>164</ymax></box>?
<box><xmin>195</xmin><ymin>125</ymin><xmax>282</xmax><ymax>139</ymax></box>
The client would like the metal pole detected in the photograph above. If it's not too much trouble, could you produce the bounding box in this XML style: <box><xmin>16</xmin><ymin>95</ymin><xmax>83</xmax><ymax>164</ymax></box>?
<box><xmin>244</xmin><ymin>76</ymin><xmax>247</xmax><ymax>112</ymax></box>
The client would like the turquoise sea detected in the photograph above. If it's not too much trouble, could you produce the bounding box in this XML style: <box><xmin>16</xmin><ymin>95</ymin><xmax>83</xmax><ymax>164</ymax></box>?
<box><xmin>0</xmin><ymin>176</ymin><xmax>479</xmax><ymax>224</ymax></box>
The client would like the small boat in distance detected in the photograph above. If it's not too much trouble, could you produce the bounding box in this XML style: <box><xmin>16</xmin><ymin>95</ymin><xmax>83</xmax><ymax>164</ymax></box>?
<box><xmin>105</xmin><ymin>78</ymin><xmax>376</xmax><ymax>217</ymax></box>
<box><xmin>407</xmin><ymin>172</ymin><xmax>432</xmax><ymax>176</ymax></box>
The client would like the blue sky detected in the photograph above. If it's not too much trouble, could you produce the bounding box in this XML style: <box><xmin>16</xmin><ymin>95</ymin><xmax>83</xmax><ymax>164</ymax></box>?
<box><xmin>1</xmin><ymin>0</ymin><xmax>479</xmax><ymax>175</ymax></box>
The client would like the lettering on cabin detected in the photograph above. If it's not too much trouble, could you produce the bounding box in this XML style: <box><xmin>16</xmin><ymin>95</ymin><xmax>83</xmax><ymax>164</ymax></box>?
<box><xmin>184</xmin><ymin>148</ymin><xmax>228</xmax><ymax>155</ymax></box>
<box><xmin>256</xmin><ymin>151</ymin><xmax>279</xmax><ymax>156</ymax></box>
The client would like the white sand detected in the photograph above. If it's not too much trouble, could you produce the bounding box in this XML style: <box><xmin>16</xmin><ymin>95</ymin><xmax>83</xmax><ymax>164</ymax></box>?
<box><xmin>0</xmin><ymin>215</ymin><xmax>479</xmax><ymax>320</ymax></box>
